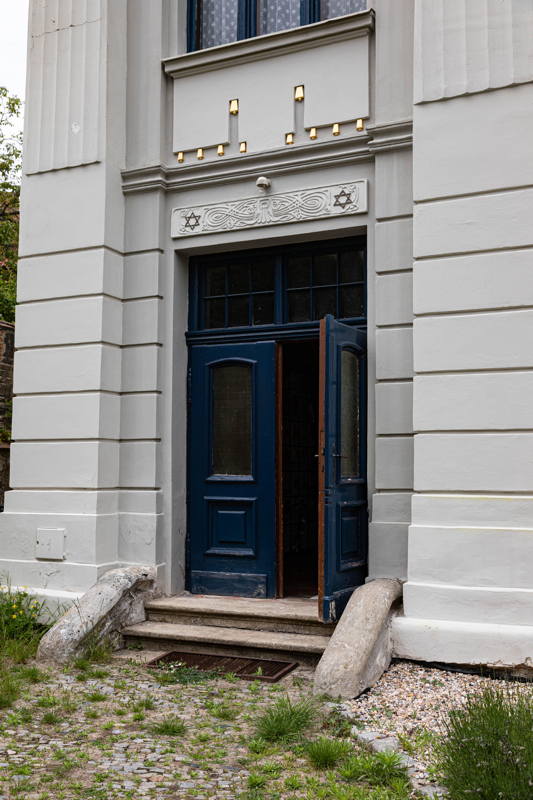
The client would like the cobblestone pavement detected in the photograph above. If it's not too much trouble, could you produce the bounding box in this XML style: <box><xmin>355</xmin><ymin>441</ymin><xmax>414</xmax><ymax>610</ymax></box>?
<box><xmin>0</xmin><ymin>652</ymin><xmax>322</xmax><ymax>799</ymax></box>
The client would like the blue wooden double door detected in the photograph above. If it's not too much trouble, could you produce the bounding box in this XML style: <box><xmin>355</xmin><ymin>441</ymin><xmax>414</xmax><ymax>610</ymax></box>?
<box><xmin>187</xmin><ymin>242</ymin><xmax>367</xmax><ymax>621</ymax></box>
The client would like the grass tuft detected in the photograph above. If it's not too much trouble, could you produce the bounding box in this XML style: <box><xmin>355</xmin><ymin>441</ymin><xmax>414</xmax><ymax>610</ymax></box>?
<box><xmin>85</xmin><ymin>691</ymin><xmax>107</xmax><ymax>703</ymax></box>
<box><xmin>305</xmin><ymin>736</ymin><xmax>352</xmax><ymax>769</ymax></box>
<box><xmin>152</xmin><ymin>716</ymin><xmax>187</xmax><ymax>736</ymax></box>
<box><xmin>42</xmin><ymin>711</ymin><xmax>61</xmax><ymax>725</ymax></box>
<box><xmin>254</xmin><ymin>696</ymin><xmax>316</xmax><ymax>742</ymax></box>
<box><xmin>0</xmin><ymin>672</ymin><xmax>20</xmax><ymax>708</ymax></box>
<box><xmin>340</xmin><ymin>750</ymin><xmax>407</xmax><ymax>787</ymax></box>
<box><xmin>206</xmin><ymin>700</ymin><xmax>239</xmax><ymax>721</ymax></box>
<box><xmin>435</xmin><ymin>684</ymin><xmax>533</xmax><ymax>800</ymax></box>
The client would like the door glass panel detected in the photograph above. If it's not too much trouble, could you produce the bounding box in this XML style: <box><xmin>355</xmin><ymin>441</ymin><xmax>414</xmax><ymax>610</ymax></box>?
<box><xmin>228</xmin><ymin>295</ymin><xmax>249</xmax><ymax>327</ymax></box>
<box><xmin>259</xmin><ymin>0</ymin><xmax>301</xmax><ymax>35</ymax></box>
<box><xmin>321</xmin><ymin>0</ymin><xmax>367</xmax><ymax>21</ymax></box>
<box><xmin>200</xmin><ymin>0</ymin><xmax>239</xmax><ymax>48</ymax></box>
<box><xmin>340</xmin><ymin>349</ymin><xmax>359</xmax><ymax>478</ymax></box>
<box><xmin>212</xmin><ymin>363</ymin><xmax>252</xmax><ymax>475</ymax></box>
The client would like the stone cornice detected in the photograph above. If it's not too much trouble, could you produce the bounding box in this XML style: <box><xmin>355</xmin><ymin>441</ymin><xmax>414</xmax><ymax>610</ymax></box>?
<box><xmin>121</xmin><ymin>124</ymin><xmax>413</xmax><ymax>196</ymax></box>
<box><xmin>122</xmin><ymin>135</ymin><xmax>373</xmax><ymax>194</ymax></box>
<box><xmin>366</xmin><ymin>119</ymin><xmax>413</xmax><ymax>153</ymax></box>
<box><xmin>162</xmin><ymin>10</ymin><xmax>374</xmax><ymax>78</ymax></box>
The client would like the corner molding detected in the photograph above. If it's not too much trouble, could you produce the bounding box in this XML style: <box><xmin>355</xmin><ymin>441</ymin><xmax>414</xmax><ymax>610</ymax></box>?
<box><xmin>366</xmin><ymin>119</ymin><xmax>413</xmax><ymax>153</ymax></box>
<box><xmin>171</xmin><ymin>180</ymin><xmax>367</xmax><ymax>238</ymax></box>
<box><xmin>163</xmin><ymin>10</ymin><xmax>374</xmax><ymax>78</ymax></box>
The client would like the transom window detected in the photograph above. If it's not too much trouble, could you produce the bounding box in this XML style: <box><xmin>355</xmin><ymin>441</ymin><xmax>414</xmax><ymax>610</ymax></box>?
<box><xmin>188</xmin><ymin>0</ymin><xmax>367</xmax><ymax>51</ymax></box>
<box><xmin>190</xmin><ymin>239</ymin><xmax>366</xmax><ymax>331</ymax></box>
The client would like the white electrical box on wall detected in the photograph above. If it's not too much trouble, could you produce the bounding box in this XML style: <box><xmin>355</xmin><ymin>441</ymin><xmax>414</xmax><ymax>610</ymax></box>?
<box><xmin>35</xmin><ymin>528</ymin><xmax>66</xmax><ymax>561</ymax></box>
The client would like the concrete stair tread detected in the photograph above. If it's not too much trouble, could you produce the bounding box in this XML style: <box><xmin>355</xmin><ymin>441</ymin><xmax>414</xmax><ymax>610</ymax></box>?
<box><xmin>145</xmin><ymin>594</ymin><xmax>320</xmax><ymax>622</ymax></box>
<box><xmin>123</xmin><ymin>620</ymin><xmax>330</xmax><ymax>654</ymax></box>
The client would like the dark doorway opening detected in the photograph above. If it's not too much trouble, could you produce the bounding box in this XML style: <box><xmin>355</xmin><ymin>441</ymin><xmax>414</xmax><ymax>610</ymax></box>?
<box><xmin>281</xmin><ymin>340</ymin><xmax>319</xmax><ymax>596</ymax></box>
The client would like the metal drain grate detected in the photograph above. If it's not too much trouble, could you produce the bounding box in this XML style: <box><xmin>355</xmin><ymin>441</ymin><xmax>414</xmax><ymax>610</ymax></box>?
<box><xmin>146</xmin><ymin>651</ymin><xmax>298</xmax><ymax>683</ymax></box>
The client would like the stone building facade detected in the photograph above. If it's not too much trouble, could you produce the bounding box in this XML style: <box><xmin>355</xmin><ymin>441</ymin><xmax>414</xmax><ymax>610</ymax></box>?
<box><xmin>3</xmin><ymin>0</ymin><xmax>533</xmax><ymax>665</ymax></box>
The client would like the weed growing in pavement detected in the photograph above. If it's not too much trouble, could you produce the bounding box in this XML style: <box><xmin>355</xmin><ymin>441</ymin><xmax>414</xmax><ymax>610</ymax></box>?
<box><xmin>284</xmin><ymin>774</ymin><xmax>303</xmax><ymax>790</ymax></box>
<box><xmin>77</xmin><ymin>630</ymin><xmax>113</xmax><ymax>665</ymax></box>
<box><xmin>435</xmin><ymin>684</ymin><xmax>533</xmax><ymax>800</ymax></box>
<box><xmin>322</xmin><ymin>707</ymin><xmax>353</xmax><ymax>738</ymax></box>
<box><xmin>85</xmin><ymin>691</ymin><xmax>107</xmax><ymax>703</ymax></box>
<box><xmin>206</xmin><ymin>700</ymin><xmax>239</xmax><ymax>720</ymax></box>
<box><xmin>42</xmin><ymin>711</ymin><xmax>62</xmax><ymax>724</ymax></box>
<box><xmin>254</xmin><ymin>696</ymin><xmax>317</xmax><ymax>742</ymax></box>
<box><xmin>397</xmin><ymin>726</ymin><xmax>438</xmax><ymax>758</ymax></box>
<box><xmin>152</xmin><ymin>717</ymin><xmax>187</xmax><ymax>736</ymax></box>
<box><xmin>155</xmin><ymin>660</ymin><xmax>219</xmax><ymax>685</ymax></box>
<box><xmin>305</xmin><ymin>736</ymin><xmax>352</xmax><ymax>769</ymax></box>
<box><xmin>36</xmin><ymin>692</ymin><xmax>58</xmax><ymax>708</ymax></box>
<box><xmin>16</xmin><ymin>665</ymin><xmax>47</xmax><ymax>684</ymax></box>
<box><xmin>0</xmin><ymin>578</ymin><xmax>51</xmax><ymax>665</ymax></box>
<box><xmin>247</xmin><ymin>772</ymin><xmax>269</xmax><ymax>789</ymax></box>
<box><xmin>0</xmin><ymin>672</ymin><xmax>20</xmax><ymax>708</ymax></box>
<box><xmin>339</xmin><ymin>750</ymin><xmax>407</xmax><ymax>787</ymax></box>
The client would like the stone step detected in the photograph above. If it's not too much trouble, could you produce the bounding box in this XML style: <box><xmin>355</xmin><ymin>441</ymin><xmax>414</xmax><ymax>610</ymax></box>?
<box><xmin>145</xmin><ymin>594</ymin><xmax>335</xmax><ymax>636</ymax></box>
<box><xmin>122</xmin><ymin>620</ymin><xmax>331</xmax><ymax>667</ymax></box>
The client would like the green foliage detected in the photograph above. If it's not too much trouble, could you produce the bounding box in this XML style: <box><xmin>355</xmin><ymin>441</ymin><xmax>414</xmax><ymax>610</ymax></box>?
<box><xmin>155</xmin><ymin>660</ymin><xmax>218</xmax><ymax>685</ymax></box>
<box><xmin>85</xmin><ymin>691</ymin><xmax>107</xmax><ymax>703</ymax></box>
<box><xmin>152</xmin><ymin>716</ymin><xmax>187</xmax><ymax>736</ymax></box>
<box><xmin>77</xmin><ymin>630</ymin><xmax>113</xmax><ymax>664</ymax></box>
<box><xmin>339</xmin><ymin>750</ymin><xmax>407</xmax><ymax>787</ymax></box>
<box><xmin>435</xmin><ymin>684</ymin><xmax>533</xmax><ymax>800</ymax></box>
<box><xmin>322</xmin><ymin>708</ymin><xmax>353</xmax><ymax>738</ymax></box>
<box><xmin>36</xmin><ymin>693</ymin><xmax>59</xmax><ymax>708</ymax></box>
<box><xmin>254</xmin><ymin>696</ymin><xmax>317</xmax><ymax>742</ymax></box>
<box><xmin>206</xmin><ymin>700</ymin><xmax>239</xmax><ymax>721</ymax></box>
<box><xmin>0</xmin><ymin>87</ymin><xmax>22</xmax><ymax>324</ymax></box>
<box><xmin>0</xmin><ymin>671</ymin><xmax>20</xmax><ymax>708</ymax></box>
<box><xmin>305</xmin><ymin>736</ymin><xmax>352</xmax><ymax>769</ymax></box>
<box><xmin>0</xmin><ymin>578</ymin><xmax>49</xmax><ymax>660</ymax></box>
<box><xmin>42</xmin><ymin>711</ymin><xmax>61</xmax><ymax>725</ymax></box>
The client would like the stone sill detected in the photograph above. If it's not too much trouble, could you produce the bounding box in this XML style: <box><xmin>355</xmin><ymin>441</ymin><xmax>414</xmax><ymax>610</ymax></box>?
<box><xmin>163</xmin><ymin>9</ymin><xmax>374</xmax><ymax>78</ymax></box>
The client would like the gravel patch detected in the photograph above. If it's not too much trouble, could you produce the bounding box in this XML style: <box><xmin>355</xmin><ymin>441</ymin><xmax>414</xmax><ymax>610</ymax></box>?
<box><xmin>345</xmin><ymin>659</ymin><xmax>532</xmax><ymax>739</ymax></box>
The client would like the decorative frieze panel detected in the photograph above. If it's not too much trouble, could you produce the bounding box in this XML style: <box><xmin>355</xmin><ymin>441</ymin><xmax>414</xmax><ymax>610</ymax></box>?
<box><xmin>171</xmin><ymin>180</ymin><xmax>367</xmax><ymax>238</ymax></box>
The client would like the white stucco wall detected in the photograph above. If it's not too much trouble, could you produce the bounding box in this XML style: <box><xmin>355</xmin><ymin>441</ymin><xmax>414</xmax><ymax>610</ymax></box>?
<box><xmin>6</xmin><ymin>0</ymin><xmax>533</xmax><ymax>670</ymax></box>
<box><xmin>393</xmin><ymin>0</ymin><xmax>533</xmax><ymax>667</ymax></box>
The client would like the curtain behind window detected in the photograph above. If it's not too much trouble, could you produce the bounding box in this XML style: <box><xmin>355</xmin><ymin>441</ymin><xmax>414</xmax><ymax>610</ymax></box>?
<box><xmin>259</xmin><ymin>0</ymin><xmax>301</xmax><ymax>36</ymax></box>
<box><xmin>200</xmin><ymin>0</ymin><xmax>239</xmax><ymax>48</ymax></box>
<box><xmin>321</xmin><ymin>0</ymin><xmax>367</xmax><ymax>19</ymax></box>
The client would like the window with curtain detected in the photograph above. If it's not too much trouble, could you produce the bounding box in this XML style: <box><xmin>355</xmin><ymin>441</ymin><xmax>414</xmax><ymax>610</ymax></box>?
<box><xmin>189</xmin><ymin>0</ymin><xmax>367</xmax><ymax>51</ymax></box>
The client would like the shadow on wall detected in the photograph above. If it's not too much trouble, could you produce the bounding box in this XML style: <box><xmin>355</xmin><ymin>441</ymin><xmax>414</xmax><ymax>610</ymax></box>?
<box><xmin>0</xmin><ymin>321</ymin><xmax>14</xmax><ymax>510</ymax></box>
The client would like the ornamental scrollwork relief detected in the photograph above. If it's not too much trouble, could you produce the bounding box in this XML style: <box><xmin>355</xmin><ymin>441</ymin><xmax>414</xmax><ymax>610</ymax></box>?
<box><xmin>171</xmin><ymin>181</ymin><xmax>367</xmax><ymax>238</ymax></box>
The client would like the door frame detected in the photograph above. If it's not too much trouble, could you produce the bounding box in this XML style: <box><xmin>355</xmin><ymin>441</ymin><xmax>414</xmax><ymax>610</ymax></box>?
<box><xmin>185</xmin><ymin>237</ymin><xmax>368</xmax><ymax>601</ymax></box>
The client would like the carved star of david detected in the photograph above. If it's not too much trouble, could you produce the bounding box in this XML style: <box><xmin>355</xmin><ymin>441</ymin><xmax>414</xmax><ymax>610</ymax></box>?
<box><xmin>183</xmin><ymin>211</ymin><xmax>201</xmax><ymax>230</ymax></box>
<box><xmin>333</xmin><ymin>189</ymin><xmax>353</xmax><ymax>209</ymax></box>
